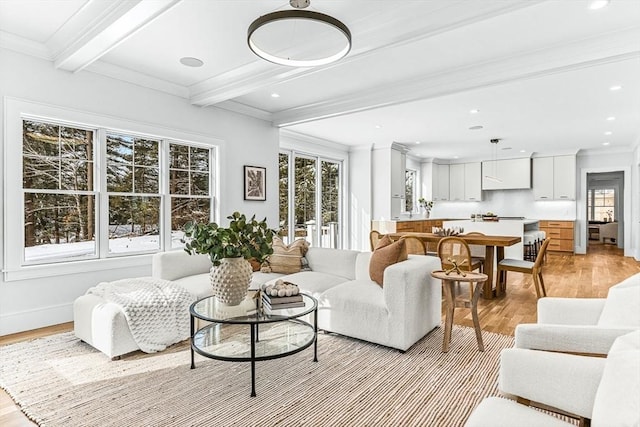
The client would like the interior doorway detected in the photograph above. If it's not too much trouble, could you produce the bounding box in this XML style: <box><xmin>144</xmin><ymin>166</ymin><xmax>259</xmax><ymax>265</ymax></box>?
<box><xmin>586</xmin><ymin>171</ymin><xmax>624</xmax><ymax>254</ymax></box>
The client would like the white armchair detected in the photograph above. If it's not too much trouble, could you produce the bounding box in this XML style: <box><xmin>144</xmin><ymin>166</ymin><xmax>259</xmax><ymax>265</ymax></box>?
<box><xmin>599</xmin><ymin>221</ymin><xmax>618</xmax><ymax>244</ymax></box>
<box><xmin>465</xmin><ymin>330</ymin><xmax>640</xmax><ymax>427</ymax></box>
<box><xmin>515</xmin><ymin>272</ymin><xmax>640</xmax><ymax>355</ymax></box>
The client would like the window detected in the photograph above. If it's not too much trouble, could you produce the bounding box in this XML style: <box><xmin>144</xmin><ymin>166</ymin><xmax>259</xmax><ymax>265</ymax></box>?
<box><xmin>405</xmin><ymin>169</ymin><xmax>416</xmax><ymax>212</ymax></box>
<box><xmin>279</xmin><ymin>151</ymin><xmax>342</xmax><ymax>248</ymax></box>
<box><xmin>23</xmin><ymin>120</ymin><xmax>97</xmax><ymax>263</ymax></box>
<box><xmin>6</xmin><ymin>102</ymin><xmax>216</xmax><ymax>277</ymax></box>
<box><xmin>588</xmin><ymin>188</ymin><xmax>615</xmax><ymax>221</ymax></box>
<box><xmin>169</xmin><ymin>143</ymin><xmax>211</xmax><ymax>248</ymax></box>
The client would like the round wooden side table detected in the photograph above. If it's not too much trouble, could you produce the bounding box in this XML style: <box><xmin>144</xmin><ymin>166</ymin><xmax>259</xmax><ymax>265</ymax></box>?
<box><xmin>430</xmin><ymin>270</ymin><xmax>488</xmax><ymax>352</ymax></box>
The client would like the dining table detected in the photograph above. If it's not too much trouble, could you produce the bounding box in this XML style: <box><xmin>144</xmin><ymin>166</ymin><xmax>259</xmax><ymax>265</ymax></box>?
<box><xmin>387</xmin><ymin>232</ymin><xmax>521</xmax><ymax>299</ymax></box>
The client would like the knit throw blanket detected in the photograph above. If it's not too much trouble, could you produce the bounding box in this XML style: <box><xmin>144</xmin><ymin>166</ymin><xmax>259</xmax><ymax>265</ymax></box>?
<box><xmin>87</xmin><ymin>277</ymin><xmax>196</xmax><ymax>353</ymax></box>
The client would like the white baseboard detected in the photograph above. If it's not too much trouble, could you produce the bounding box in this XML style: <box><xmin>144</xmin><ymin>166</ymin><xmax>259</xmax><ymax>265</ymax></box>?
<box><xmin>0</xmin><ymin>303</ymin><xmax>73</xmax><ymax>336</ymax></box>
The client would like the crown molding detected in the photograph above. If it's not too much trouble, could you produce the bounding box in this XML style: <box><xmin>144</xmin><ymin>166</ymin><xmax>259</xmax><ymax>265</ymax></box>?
<box><xmin>280</xmin><ymin>129</ymin><xmax>350</xmax><ymax>154</ymax></box>
<box><xmin>212</xmin><ymin>100</ymin><xmax>272</xmax><ymax>122</ymax></box>
<box><xmin>84</xmin><ymin>60</ymin><xmax>189</xmax><ymax>98</ymax></box>
<box><xmin>273</xmin><ymin>27</ymin><xmax>640</xmax><ymax>127</ymax></box>
<box><xmin>0</xmin><ymin>31</ymin><xmax>51</xmax><ymax>60</ymax></box>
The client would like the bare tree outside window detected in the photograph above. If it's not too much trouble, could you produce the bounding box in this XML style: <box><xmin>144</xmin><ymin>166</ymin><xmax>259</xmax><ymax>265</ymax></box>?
<box><xmin>22</xmin><ymin>120</ymin><xmax>96</xmax><ymax>262</ymax></box>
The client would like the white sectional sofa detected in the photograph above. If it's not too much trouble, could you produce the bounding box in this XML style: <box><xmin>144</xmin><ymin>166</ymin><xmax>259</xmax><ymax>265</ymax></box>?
<box><xmin>75</xmin><ymin>247</ymin><xmax>443</xmax><ymax>358</ymax></box>
<box><xmin>153</xmin><ymin>247</ymin><xmax>443</xmax><ymax>352</ymax></box>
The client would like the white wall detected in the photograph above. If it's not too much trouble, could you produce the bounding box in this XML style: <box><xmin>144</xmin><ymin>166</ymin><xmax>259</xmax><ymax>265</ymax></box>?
<box><xmin>0</xmin><ymin>49</ymin><xmax>279</xmax><ymax>334</ymax></box>
<box><xmin>349</xmin><ymin>146</ymin><xmax>373</xmax><ymax>251</ymax></box>
<box><xmin>576</xmin><ymin>150</ymin><xmax>637</xmax><ymax>257</ymax></box>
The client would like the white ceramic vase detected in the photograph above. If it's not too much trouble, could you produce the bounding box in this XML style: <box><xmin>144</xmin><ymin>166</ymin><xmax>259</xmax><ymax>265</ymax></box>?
<box><xmin>209</xmin><ymin>257</ymin><xmax>253</xmax><ymax>306</ymax></box>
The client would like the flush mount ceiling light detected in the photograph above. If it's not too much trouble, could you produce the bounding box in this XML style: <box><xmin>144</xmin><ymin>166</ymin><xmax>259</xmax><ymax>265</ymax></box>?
<box><xmin>247</xmin><ymin>0</ymin><xmax>352</xmax><ymax>67</ymax></box>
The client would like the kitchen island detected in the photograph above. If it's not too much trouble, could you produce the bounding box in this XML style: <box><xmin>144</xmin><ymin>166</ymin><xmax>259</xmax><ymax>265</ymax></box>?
<box><xmin>442</xmin><ymin>218</ymin><xmax>539</xmax><ymax>260</ymax></box>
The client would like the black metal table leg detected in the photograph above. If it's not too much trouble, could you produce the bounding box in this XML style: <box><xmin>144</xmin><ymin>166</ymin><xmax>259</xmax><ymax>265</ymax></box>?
<box><xmin>313</xmin><ymin>308</ymin><xmax>318</xmax><ymax>362</ymax></box>
<box><xmin>250</xmin><ymin>323</ymin><xmax>256</xmax><ymax>397</ymax></box>
<box><xmin>190</xmin><ymin>315</ymin><xmax>195</xmax><ymax>369</ymax></box>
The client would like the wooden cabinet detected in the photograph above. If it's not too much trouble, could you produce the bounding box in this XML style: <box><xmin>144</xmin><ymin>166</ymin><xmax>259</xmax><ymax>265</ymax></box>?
<box><xmin>371</xmin><ymin>219</ymin><xmax>444</xmax><ymax>252</ymax></box>
<box><xmin>533</xmin><ymin>156</ymin><xmax>576</xmax><ymax>200</ymax></box>
<box><xmin>449</xmin><ymin>162</ymin><xmax>482</xmax><ymax>201</ymax></box>
<box><xmin>540</xmin><ymin>220</ymin><xmax>574</xmax><ymax>252</ymax></box>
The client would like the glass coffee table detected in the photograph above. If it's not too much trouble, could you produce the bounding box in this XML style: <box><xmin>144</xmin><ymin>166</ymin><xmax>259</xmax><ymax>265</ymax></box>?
<box><xmin>189</xmin><ymin>293</ymin><xmax>318</xmax><ymax>397</ymax></box>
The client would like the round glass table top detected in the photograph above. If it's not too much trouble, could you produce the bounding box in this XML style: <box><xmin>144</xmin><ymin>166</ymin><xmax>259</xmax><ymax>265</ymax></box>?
<box><xmin>190</xmin><ymin>292</ymin><xmax>317</xmax><ymax>324</ymax></box>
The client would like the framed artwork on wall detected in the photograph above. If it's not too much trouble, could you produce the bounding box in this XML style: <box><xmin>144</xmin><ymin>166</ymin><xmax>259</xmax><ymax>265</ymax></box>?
<box><xmin>244</xmin><ymin>165</ymin><xmax>266</xmax><ymax>201</ymax></box>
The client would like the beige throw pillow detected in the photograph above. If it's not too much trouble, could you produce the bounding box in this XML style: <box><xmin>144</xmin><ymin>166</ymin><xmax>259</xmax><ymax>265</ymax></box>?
<box><xmin>369</xmin><ymin>236</ymin><xmax>407</xmax><ymax>286</ymax></box>
<box><xmin>264</xmin><ymin>237</ymin><xmax>310</xmax><ymax>274</ymax></box>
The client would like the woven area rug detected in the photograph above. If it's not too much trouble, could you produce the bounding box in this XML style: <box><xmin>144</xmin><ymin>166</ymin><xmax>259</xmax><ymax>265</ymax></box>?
<box><xmin>2</xmin><ymin>327</ymin><xmax>516</xmax><ymax>426</ymax></box>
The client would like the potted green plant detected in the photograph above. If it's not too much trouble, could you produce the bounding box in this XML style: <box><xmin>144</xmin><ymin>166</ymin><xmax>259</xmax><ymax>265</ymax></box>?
<box><xmin>418</xmin><ymin>198</ymin><xmax>434</xmax><ymax>218</ymax></box>
<box><xmin>183</xmin><ymin>212</ymin><xmax>276</xmax><ymax>305</ymax></box>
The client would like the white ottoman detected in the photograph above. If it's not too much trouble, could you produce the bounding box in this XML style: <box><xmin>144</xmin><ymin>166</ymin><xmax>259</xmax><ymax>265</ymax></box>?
<box><xmin>74</xmin><ymin>277</ymin><xmax>211</xmax><ymax>359</ymax></box>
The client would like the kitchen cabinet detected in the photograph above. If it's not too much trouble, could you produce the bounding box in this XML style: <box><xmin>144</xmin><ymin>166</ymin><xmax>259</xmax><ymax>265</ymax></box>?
<box><xmin>449</xmin><ymin>164</ymin><xmax>465</xmax><ymax>201</ymax></box>
<box><xmin>464</xmin><ymin>162</ymin><xmax>482</xmax><ymax>201</ymax></box>
<box><xmin>433</xmin><ymin>164</ymin><xmax>449</xmax><ymax>201</ymax></box>
<box><xmin>533</xmin><ymin>155</ymin><xmax>576</xmax><ymax>200</ymax></box>
<box><xmin>481</xmin><ymin>158</ymin><xmax>532</xmax><ymax>190</ymax></box>
<box><xmin>450</xmin><ymin>162</ymin><xmax>482</xmax><ymax>201</ymax></box>
<box><xmin>372</xmin><ymin>144</ymin><xmax>408</xmax><ymax>220</ymax></box>
<box><xmin>540</xmin><ymin>220</ymin><xmax>574</xmax><ymax>252</ymax></box>
<box><xmin>390</xmin><ymin>147</ymin><xmax>406</xmax><ymax>200</ymax></box>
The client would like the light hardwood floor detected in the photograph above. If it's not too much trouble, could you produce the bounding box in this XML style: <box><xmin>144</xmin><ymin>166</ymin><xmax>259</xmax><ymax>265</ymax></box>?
<box><xmin>1</xmin><ymin>242</ymin><xmax>638</xmax><ymax>426</ymax></box>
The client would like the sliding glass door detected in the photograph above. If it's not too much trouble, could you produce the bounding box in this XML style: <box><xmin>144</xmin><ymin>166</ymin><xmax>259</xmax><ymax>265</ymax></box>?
<box><xmin>279</xmin><ymin>151</ymin><xmax>342</xmax><ymax>248</ymax></box>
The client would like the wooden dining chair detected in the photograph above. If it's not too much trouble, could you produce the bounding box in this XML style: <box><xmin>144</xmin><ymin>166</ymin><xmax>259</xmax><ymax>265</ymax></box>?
<box><xmin>437</xmin><ymin>236</ymin><xmax>483</xmax><ymax>300</ymax></box>
<box><xmin>369</xmin><ymin>230</ymin><xmax>384</xmax><ymax>251</ymax></box>
<box><xmin>463</xmin><ymin>232</ymin><xmax>486</xmax><ymax>272</ymax></box>
<box><xmin>497</xmin><ymin>238</ymin><xmax>551</xmax><ymax>298</ymax></box>
<box><xmin>399</xmin><ymin>235</ymin><xmax>427</xmax><ymax>255</ymax></box>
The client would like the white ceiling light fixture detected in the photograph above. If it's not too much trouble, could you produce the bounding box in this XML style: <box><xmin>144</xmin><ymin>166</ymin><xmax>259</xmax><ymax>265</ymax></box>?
<box><xmin>485</xmin><ymin>138</ymin><xmax>503</xmax><ymax>183</ymax></box>
<box><xmin>271</xmin><ymin>92</ymin><xmax>280</xmax><ymax>98</ymax></box>
<box><xmin>469</xmin><ymin>109</ymin><xmax>480</xmax><ymax>114</ymax></box>
<box><xmin>247</xmin><ymin>0</ymin><xmax>352</xmax><ymax>67</ymax></box>
<box><xmin>606</xmin><ymin>116</ymin><xmax>616</xmax><ymax>121</ymax></box>
<box><xmin>610</xmin><ymin>85</ymin><xmax>622</xmax><ymax>91</ymax></box>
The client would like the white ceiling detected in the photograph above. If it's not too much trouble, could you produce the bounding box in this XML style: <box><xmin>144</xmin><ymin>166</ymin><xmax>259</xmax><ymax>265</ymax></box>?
<box><xmin>1</xmin><ymin>0</ymin><xmax>639</xmax><ymax>161</ymax></box>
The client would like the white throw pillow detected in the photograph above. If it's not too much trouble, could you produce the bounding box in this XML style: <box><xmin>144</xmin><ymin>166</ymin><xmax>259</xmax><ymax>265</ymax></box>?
<box><xmin>591</xmin><ymin>331</ymin><xmax>640</xmax><ymax>427</ymax></box>
<box><xmin>597</xmin><ymin>277</ymin><xmax>640</xmax><ymax>327</ymax></box>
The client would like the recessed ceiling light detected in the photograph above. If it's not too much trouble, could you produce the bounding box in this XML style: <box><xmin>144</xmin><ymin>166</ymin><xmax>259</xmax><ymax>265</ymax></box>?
<box><xmin>179</xmin><ymin>57</ymin><xmax>204</xmax><ymax>67</ymax></box>
<box><xmin>469</xmin><ymin>125</ymin><xmax>484</xmax><ymax>130</ymax></box>
<box><xmin>604</xmin><ymin>131</ymin><xmax>613</xmax><ymax>135</ymax></box>
<box><xmin>271</xmin><ymin>93</ymin><xmax>280</xmax><ymax>98</ymax></box>
<box><xmin>469</xmin><ymin>109</ymin><xmax>480</xmax><ymax>114</ymax></box>
<box><xmin>602</xmin><ymin>142</ymin><xmax>610</xmax><ymax>146</ymax></box>
<box><xmin>588</xmin><ymin>0</ymin><xmax>610</xmax><ymax>10</ymax></box>
<box><xmin>609</xmin><ymin>85</ymin><xmax>622</xmax><ymax>91</ymax></box>
<box><xmin>520</xmin><ymin>150</ymin><xmax>526</xmax><ymax>153</ymax></box>
<box><xmin>375</xmin><ymin>125</ymin><xmax>382</xmax><ymax>129</ymax></box>
<box><xmin>606</xmin><ymin>116</ymin><xmax>615</xmax><ymax>121</ymax></box>
<box><xmin>453</xmin><ymin>156</ymin><xmax>459</xmax><ymax>159</ymax></box>
<box><xmin>415</xmin><ymin>141</ymin><xmax>421</xmax><ymax>145</ymax></box>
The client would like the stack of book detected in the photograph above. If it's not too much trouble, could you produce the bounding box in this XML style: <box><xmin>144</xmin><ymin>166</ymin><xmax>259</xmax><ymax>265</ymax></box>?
<box><xmin>262</xmin><ymin>292</ymin><xmax>304</xmax><ymax>312</ymax></box>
